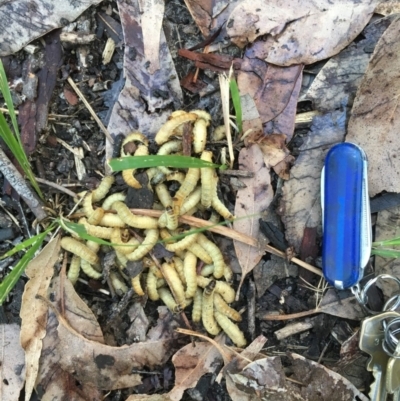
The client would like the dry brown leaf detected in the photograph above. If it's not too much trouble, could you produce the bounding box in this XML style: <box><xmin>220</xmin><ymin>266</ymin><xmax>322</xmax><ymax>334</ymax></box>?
<box><xmin>106</xmin><ymin>0</ymin><xmax>183</xmax><ymax>166</ymax></box>
<box><xmin>306</xmin><ymin>16</ymin><xmax>395</xmax><ymax>112</ymax></box>
<box><xmin>227</xmin><ymin>0</ymin><xmax>378</xmax><ymax>66</ymax></box>
<box><xmin>233</xmin><ymin>144</ymin><xmax>273</xmax><ymax>297</ymax></box>
<box><xmin>57</xmin><ymin>305</ymin><xmax>179</xmax><ymax>391</ymax></box>
<box><xmin>374</xmin><ymin>205</ymin><xmax>400</xmax><ymax>298</ymax></box>
<box><xmin>238</xmin><ymin>59</ymin><xmax>302</xmax><ymax>140</ymax></box>
<box><xmin>20</xmin><ymin>236</ymin><xmax>60</xmax><ymax>401</ymax></box>
<box><xmin>0</xmin><ymin>324</ymin><xmax>26</xmax><ymax>401</ymax></box>
<box><xmin>0</xmin><ymin>0</ymin><xmax>102</xmax><ymax>56</ymax></box>
<box><xmin>225</xmin><ymin>349</ymin><xmax>368</xmax><ymax>401</ymax></box>
<box><xmin>318</xmin><ymin>290</ymin><xmax>365</xmax><ymax>320</ymax></box>
<box><xmin>169</xmin><ymin>340</ymin><xmax>223</xmax><ymax>401</ymax></box>
<box><xmin>281</xmin><ymin>110</ymin><xmax>347</xmax><ymax>252</ymax></box>
<box><xmin>140</xmin><ymin>0</ymin><xmax>165</xmax><ymax>74</ymax></box>
<box><xmin>36</xmin><ymin>276</ymin><xmax>103</xmax><ymax>400</ymax></box>
<box><xmin>346</xmin><ymin>16</ymin><xmax>400</xmax><ymax>196</ymax></box>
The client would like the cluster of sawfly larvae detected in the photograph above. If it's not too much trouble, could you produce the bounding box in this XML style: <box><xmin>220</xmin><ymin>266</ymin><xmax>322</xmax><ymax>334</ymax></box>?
<box><xmin>60</xmin><ymin>109</ymin><xmax>246</xmax><ymax>348</ymax></box>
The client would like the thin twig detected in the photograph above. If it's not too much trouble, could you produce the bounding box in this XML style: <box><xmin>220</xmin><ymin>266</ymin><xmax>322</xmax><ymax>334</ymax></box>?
<box><xmin>67</xmin><ymin>77</ymin><xmax>114</xmax><ymax>144</ymax></box>
<box><xmin>130</xmin><ymin>208</ymin><xmax>323</xmax><ymax>277</ymax></box>
<box><xmin>36</xmin><ymin>177</ymin><xmax>77</xmax><ymax>197</ymax></box>
<box><xmin>0</xmin><ymin>146</ymin><xmax>48</xmax><ymax>221</ymax></box>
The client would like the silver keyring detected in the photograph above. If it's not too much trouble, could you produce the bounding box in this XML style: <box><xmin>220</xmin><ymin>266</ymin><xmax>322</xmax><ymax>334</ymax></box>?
<box><xmin>356</xmin><ymin>274</ymin><xmax>400</xmax><ymax>315</ymax></box>
<box><xmin>383</xmin><ymin>318</ymin><xmax>400</xmax><ymax>357</ymax></box>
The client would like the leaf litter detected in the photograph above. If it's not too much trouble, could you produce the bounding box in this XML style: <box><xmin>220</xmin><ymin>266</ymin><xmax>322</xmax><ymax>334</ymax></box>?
<box><xmin>3</xmin><ymin>0</ymin><xmax>400</xmax><ymax>400</ymax></box>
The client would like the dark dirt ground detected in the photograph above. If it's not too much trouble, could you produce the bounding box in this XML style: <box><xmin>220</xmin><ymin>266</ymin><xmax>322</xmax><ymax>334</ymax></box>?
<box><xmin>0</xmin><ymin>0</ymin><xmax>375</xmax><ymax>400</ymax></box>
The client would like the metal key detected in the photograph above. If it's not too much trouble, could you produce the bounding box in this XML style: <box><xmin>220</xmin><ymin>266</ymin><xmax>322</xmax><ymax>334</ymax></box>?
<box><xmin>360</xmin><ymin>311</ymin><xmax>400</xmax><ymax>400</ymax></box>
<box><xmin>385</xmin><ymin>319</ymin><xmax>400</xmax><ymax>400</ymax></box>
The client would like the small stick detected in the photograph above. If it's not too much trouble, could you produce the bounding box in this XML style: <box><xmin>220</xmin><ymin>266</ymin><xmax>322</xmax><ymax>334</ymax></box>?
<box><xmin>219</xmin><ymin>169</ymin><xmax>254</xmax><ymax>178</ymax></box>
<box><xmin>274</xmin><ymin>320</ymin><xmax>314</xmax><ymax>341</ymax></box>
<box><xmin>35</xmin><ymin>177</ymin><xmax>77</xmax><ymax>197</ymax></box>
<box><xmin>259</xmin><ymin>309</ymin><xmax>321</xmax><ymax>321</ymax></box>
<box><xmin>67</xmin><ymin>77</ymin><xmax>114</xmax><ymax>144</ymax></box>
<box><xmin>0</xmin><ymin>146</ymin><xmax>48</xmax><ymax>221</ymax></box>
<box><xmin>130</xmin><ymin>208</ymin><xmax>323</xmax><ymax>277</ymax></box>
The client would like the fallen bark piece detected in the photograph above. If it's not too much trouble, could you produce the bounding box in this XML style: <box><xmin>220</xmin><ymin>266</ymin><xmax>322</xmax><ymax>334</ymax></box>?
<box><xmin>227</xmin><ymin>0</ymin><xmax>378</xmax><ymax>66</ymax></box>
<box><xmin>0</xmin><ymin>323</ymin><xmax>26</xmax><ymax>401</ymax></box>
<box><xmin>274</xmin><ymin>320</ymin><xmax>314</xmax><ymax>341</ymax></box>
<box><xmin>346</xmin><ymin>16</ymin><xmax>400</xmax><ymax>196</ymax></box>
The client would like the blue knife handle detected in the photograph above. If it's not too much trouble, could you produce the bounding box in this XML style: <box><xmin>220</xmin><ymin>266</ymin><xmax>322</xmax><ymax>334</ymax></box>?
<box><xmin>321</xmin><ymin>143</ymin><xmax>370</xmax><ymax>289</ymax></box>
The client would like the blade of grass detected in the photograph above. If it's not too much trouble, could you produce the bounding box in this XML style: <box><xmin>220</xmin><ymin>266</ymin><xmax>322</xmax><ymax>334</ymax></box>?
<box><xmin>229</xmin><ymin>76</ymin><xmax>242</xmax><ymax>134</ymax></box>
<box><xmin>0</xmin><ymin>60</ymin><xmax>43</xmax><ymax>199</ymax></box>
<box><xmin>372</xmin><ymin>237</ymin><xmax>400</xmax><ymax>247</ymax></box>
<box><xmin>108</xmin><ymin>155</ymin><xmax>223</xmax><ymax>172</ymax></box>
<box><xmin>371</xmin><ymin>248</ymin><xmax>400</xmax><ymax>258</ymax></box>
<box><xmin>0</xmin><ymin>231</ymin><xmax>47</xmax><ymax>305</ymax></box>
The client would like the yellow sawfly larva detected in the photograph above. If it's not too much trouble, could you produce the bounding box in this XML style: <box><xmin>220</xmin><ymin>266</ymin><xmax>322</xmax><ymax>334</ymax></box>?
<box><xmin>211</xmin><ymin>125</ymin><xmax>226</xmax><ymax>142</ymax></box>
<box><xmin>192</xmin><ymin>118</ymin><xmax>210</xmax><ymax>154</ymax></box>
<box><xmin>101</xmin><ymin>192</ymin><xmax>126</xmax><ymax>210</ymax></box>
<box><xmin>164</xmin><ymin>231</ymin><xmax>199</xmax><ymax>253</ymax></box>
<box><xmin>156</xmin><ymin>278</ymin><xmax>166</xmax><ymax>288</ymax></box>
<box><xmin>158</xmin><ymin>287</ymin><xmax>179</xmax><ymax>312</ymax></box>
<box><xmin>166</xmin><ymin>171</ymin><xmax>185</xmax><ymax>184</ymax></box>
<box><xmin>196</xmin><ymin>276</ymin><xmax>235</xmax><ymax>304</ymax></box>
<box><xmin>208</xmin><ymin>212</ymin><xmax>220</xmax><ymax>225</ymax></box>
<box><xmin>202</xmin><ymin>280</ymin><xmax>220</xmax><ymax>336</ymax></box>
<box><xmin>191</xmin><ymin>109</ymin><xmax>211</xmax><ymax>122</ymax></box>
<box><xmin>192</xmin><ymin>287</ymin><xmax>202</xmax><ymax>322</ymax></box>
<box><xmin>173</xmin><ymin>168</ymin><xmax>200</xmax><ymax>213</ymax></box>
<box><xmin>155</xmin><ymin>112</ymin><xmax>198</xmax><ymax>145</ymax></box>
<box><xmin>200</xmin><ymin>151</ymin><xmax>216</xmax><ymax>208</ymax></box>
<box><xmin>131</xmin><ymin>273</ymin><xmax>145</xmax><ymax>296</ymax></box>
<box><xmin>78</xmin><ymin>217</ymin><xmax>114</xmax><ymax>239</ymax></box>
<box><xmin>92</xmin><ymin>176</ymin><xmax>115</xmax><ymax>202</ymax></box>
<box><xmin>157</xmin><ymin>140</ymin><xmax>183</xmax><ymax>175</ymax></box>
<box><xmin>122</xmin><ymin>144</ymin><xmax>149</xmax><ymax>189</ymax></box>
<box><xmin>146</xmin><ymin>269</ymin><xmax>160</xmax><ymax>301</ymax></box>
<box><xmin>190</xmin><ymin>243</ymin><xmax>213</xmax><ymax>264</ymax></box>
<box><xmin>146</xmin><ymin>167</ymin><xmax>165</xmax><ymax>186</ymax></box>
<box><xmin>214</xmin><ymin>311</ymin><xmax>246</xmax><ymax>348</ymax></box>
<box><xmin>99</xmin><ymin>213</ymin><xmax>126</xmax><ymax>228</ymax></box>
<box><xmin>159</xmin><ymin>228</ymin><xmax>174</xmax><ymax>243</ymax></box>
<box><xmin>67</xmin><ymin>255</ymin><xmax>81</xmax><ymax>285</ymax></box>
<box><xmin>120</xmin><ymin>132</ymin><xmax>149</xmax><ymax>156</ymax></box>
<box><xmin>110</xmin><ymin>228</ymin><xmax>140</xmax><ymax>255</ymax></box>
<box><xmin>183</xmin><ymin>251</ymin><xmax>197</xmax><ymax>298</ymax></box>
<box><xmin>155</xmin><ymin>183</ymin><xmax>172</xmax><ymax>207</ymax></box>
<box><xmin>172</xmin><ymin>256</ymin><xmax>186</xmax><ymax>286</ymax></box>
<box><xmin>87</xmin><ymin>207</ymin><xmax>105</xmax><ymax>226</ymax></box>
<box><xmin>165</xmin><ymin>206</ymin><xmax>178</xmax><ymax>230</ymax></box>
<box><xmin>86</xmin><ymin>240</ymin><xmax>101</xmax><ymax>254</ymax></box>
<box><xmin>115</xmin><ymin>251</ymin><xmax>128</xmax><ymax>268</ymax></box>
<box><xmin>212</xmin><ymin>176</ymin><xmax>234</xmax><ymax>220</ymax></box>
<box><xmin>112</xmin><ymin>201</ymin><xmax>158</xmax><ymax>229</ymax></box>
<box><xmin>170</xmin><ymin>110</ymin><xmax>187</xmax><ymax>119</ymax></box>
<box><xmin>161</xmin><ymin>261</ymin><xmax>186</xmax><ymax>309</ymax></box>
<box><xmin>82</xmin><ymin>192</ymin><xmax>95</xmax><ymax>218</ymax></box>
<box><xmin>179</xmin><ymin>187</ymin><xmax>201</xmax><ymax>215</ymax></box>
<box><xmin>110</xmin><ymin>271</ymin><xmax>128</xmax><ymax>295</ymax></box>
<box><xmin>125</xmin><ymin>229</ymin><xmax>159</xmax><ymax>261</ymax></box>
<box><xmin>158</xmin><ymin>212</ymin><xmax>167</xmax><ymax>228</ymax></box>
<box><xmin>197</xmin><ymin>234</ymin><xmax>225</xmax><ymax>279</ymax></box>
<box><xmin>61</xmin><ymin>237</ymin><xmax>99</xmax><ymax>265</ymax></box>
<box><xmin>200</xmin><ymin>264</ymin><xmax>215</xmax><ymax>277</ymax></box>
<box><xmin>224</xmin><ymin>265</ymin><xmax>233</xmax><ymax>283</ymax></box>
<box><xmin>213</xmin><ymin>293</ymin><xmax>242</xmax><ymax>322</ymax></box>
<box><xmin>80</xmin><ymin>258</ymin><xmax>102</xmax><ymax>279</ymax></box>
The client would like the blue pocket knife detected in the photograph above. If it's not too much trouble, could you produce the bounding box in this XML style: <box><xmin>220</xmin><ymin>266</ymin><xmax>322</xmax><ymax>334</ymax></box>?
<box><xmin>321</xmin><ymin>143</ymin><xmax>372</xmax><ymax>290</ymax></box>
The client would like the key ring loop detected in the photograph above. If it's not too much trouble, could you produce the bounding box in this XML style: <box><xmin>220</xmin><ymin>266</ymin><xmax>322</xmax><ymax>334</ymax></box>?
<box><xmin>383</xmin><ymin>317</ymin><xmax>400</xmax><ymax>358</ymax></box>
<box><xmin>353</xmin><ymin>274</ymin><xmax>400</xmax><ymax>315</ymax></box>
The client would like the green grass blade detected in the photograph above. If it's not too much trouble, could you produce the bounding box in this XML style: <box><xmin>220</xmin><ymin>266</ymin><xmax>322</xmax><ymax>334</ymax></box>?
<box><xmin>229</xmin><ymin>77</ymin><xmax>242</xmax><ymax>134</ymax></box>
<box><xmin>372</xmin><ymin>237</ymin><xmax>400</xmax><ymax>247</ymax></box>
<box><xmin>108</xmin><ymin>155</ymin><xmax>222</xmax><ymax>172</ymax></box>
<box><xmin>59</xmin><ymin>219</ymin><xmax>112</xmax><ymax>245</ymax></box>
<box><xmin>371</xmin><ymin>248</ymin><xmax>400</xmax><ymax>258</ymax></box>
<box><xmin>0</xmin><ymin>60</ymin><xmax>19</xmax><ymax>137</ymax></box>
<box><xmin>0</xmin><ymin>231</ymin><xmax>47</xmax><ymax>305</ymax></box>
